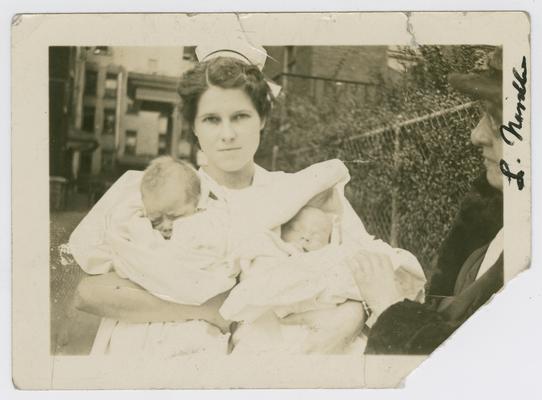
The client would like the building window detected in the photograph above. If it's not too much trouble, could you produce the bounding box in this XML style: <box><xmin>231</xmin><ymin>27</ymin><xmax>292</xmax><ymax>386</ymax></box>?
<box><xmin>103</xmin><ymin>109</ymin><xmax>116</xmax><ymax>136</ymax></box>
<box><xmin>101</xmin><ymin>151</ymin><xmax>115</xmax><ymax>172</ymax></box>
<box><xmin>158</xmin><ymin>115</ymin><xmax>168</xmax><ymax>135</ymax></box>
<box><xmin>125</xmin><ymin>130</ymin><xmax>137</xmax><ymax>155</ymax></box>
<box><xmin>80</xmin><ymin>152</ymin><xmax>92</xmax><ymax>175</ymax></box>
<box><xmin>158</xmin><ymin>135</ymin><xmax>168</xmax><ymax>155</ymax></box>
<box><xmin>126</xmin><ymin>98</ymin><xmax>138</xmax><ymax>114</ymax></box>
<box><xmin>158</xmin><ymin>115</ymin><xmax>169</xmax><ymax>155</ymax></box>
<box><xmin>84</xmin><ymin>69</ymin><xmax>97</xmax><ymax>96</ymax></box>
<box><xmin>82</xmin><ymin>106</ymin><xmax>95</xmax><ymax>132</ymax></box>
<box><xmin>104</xmin><ymin>73</ymin><xmax>118</xmax><ymax>99</ymax></box>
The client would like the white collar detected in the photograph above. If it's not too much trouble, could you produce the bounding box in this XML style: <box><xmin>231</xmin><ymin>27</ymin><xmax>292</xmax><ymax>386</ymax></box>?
<box><xmin>476</xmin><ymin>228</ymin><xmax>504</xmax><ymax>281</ymax></box>
<box><xmin>196</xmin><ymin>164</ymin><xmax>275</xmax><ymax>209</ymax></box>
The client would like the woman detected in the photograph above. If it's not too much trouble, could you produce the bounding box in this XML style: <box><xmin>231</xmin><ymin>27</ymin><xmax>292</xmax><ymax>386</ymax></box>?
<box><xmin>364</xmin><ymin>48</ymin><xmax>505</xmax><ymax>354</ymax></box>
<box><xmin>72</xmin><ymin>47</ymin><xmax>425</xmax><ymax>355</ymax></box>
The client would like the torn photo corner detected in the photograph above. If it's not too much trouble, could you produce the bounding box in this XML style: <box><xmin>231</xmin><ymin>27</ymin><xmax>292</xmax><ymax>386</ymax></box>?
<box><xmin>11</xmin><ymin>11</ymin><xmax>531</xmax><ymax>389</ymax></box>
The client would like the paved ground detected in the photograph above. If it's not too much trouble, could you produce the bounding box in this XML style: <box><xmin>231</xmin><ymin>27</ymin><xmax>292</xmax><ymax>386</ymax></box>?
<box><xmin>50</xmin><ymin>210</ymin><xmax>101</xmax><ymax>355</ymax></box>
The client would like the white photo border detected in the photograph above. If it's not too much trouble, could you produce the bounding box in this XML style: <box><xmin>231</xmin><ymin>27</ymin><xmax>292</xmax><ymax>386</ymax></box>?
<box><xmin>9</xmin><ymin>9</ymin><xmax>535</xmax><ymax>394</ymax></box>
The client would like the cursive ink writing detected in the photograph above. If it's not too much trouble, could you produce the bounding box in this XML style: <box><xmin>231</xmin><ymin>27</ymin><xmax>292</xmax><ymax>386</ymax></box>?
<box><xmin>500</xmin><ymin>160</ymin><xmax>525</xmax><ymax>190</ymax></box>
<box><xmin>500</xmin><ymin>56</ymin><xmax>527</xmax><ymax>146</ymax></box>
<box><xmin>499</xmin><ymin>56</ymin><xmax>527</xmax><ymax>191</ymax></box>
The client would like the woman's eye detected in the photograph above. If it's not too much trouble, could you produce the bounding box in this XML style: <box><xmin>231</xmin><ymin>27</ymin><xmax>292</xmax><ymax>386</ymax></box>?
<box><xmin>481</xmin><ymin>113</ymin><xmax>500</xmax><ymax>136</ymax></box>
<box><xmin>232</xmin><ymin>113</ymin><xmax>250</xmax><ymax>122</ymax></box>
<box><xmin>203</xmin><ymin>116</ymin><xmax>220</xmax><ymax>124</ymax></box>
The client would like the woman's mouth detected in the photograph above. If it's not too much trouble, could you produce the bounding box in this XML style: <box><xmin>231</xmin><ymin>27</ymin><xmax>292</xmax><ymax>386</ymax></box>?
<box><xmin>218</xmin><ymin>147</ymin><xmax>242</xmax><ymax>152</ymax></box>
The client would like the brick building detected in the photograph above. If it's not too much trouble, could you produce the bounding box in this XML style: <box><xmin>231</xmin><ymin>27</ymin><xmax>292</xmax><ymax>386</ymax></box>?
<box><xmin>49</xmin><ymin>46</ymin><xmax>197</xmax><ymax>186</ymax></box>
<box><xmin>77</xmin><ymin>47</ymin><xmax>195</xmax><ymax>175</ymax></box>
<box><xmin>263</xmin><ymin>46</ymin><xmax>389</xmax><ymax>103</ymax></box>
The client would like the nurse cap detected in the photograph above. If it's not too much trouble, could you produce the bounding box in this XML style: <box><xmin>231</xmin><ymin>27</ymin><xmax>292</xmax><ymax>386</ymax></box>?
<box><xmin>195</xmin><ymin>41</ymin><xmax>268</xmax><ymax>71</ymax></box>
<box><xmin>195</xmin><ymin>41</ymin><xmax>281</xmax><ymax>97</ymax></box>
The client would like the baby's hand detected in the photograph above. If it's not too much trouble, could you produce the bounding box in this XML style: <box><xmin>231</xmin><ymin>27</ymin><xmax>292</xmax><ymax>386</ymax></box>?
<box><xmin>346</xmin><ymin>250</ymin><xmax>403</xmax><ymax>318</ymax></box>
<box><xmin>281</xmin><ymin>301</ymin><xmax>366</xmax><ymax>353</ymax></box>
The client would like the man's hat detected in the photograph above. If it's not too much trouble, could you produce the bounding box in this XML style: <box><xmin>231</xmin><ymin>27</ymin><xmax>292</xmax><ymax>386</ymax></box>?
<box><xmin>448</xmin><ymin>47</ymin><xmax>502</xmax><ymax>104</ymax></box>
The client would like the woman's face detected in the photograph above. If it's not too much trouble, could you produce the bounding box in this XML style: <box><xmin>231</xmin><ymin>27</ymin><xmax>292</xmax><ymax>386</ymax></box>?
<box><xmin>470</xmin><ymin>105</ymin><xmax>503</xmax><ymax>191</ymax></box>
<box><xmin>193</xmin><ymin>86</ymin><xmax>265</xmax><ymax>173</ymax></box>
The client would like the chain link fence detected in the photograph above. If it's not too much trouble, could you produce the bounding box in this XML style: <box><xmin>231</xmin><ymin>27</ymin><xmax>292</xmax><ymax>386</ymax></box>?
<box><xmin>273</xmin><ymin>102</ymin><xmax>483</xmax><ymax>279</ymax></box>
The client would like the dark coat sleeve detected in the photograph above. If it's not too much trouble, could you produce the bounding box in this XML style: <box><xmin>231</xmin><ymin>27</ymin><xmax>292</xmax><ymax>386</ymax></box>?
<box><xmin>429</xmin><ymin>175</ymin><xmax>503</xmax><ymax>296</ymax></box>
<box><xmin>366</xmin><ymin>246</ymin><xmax>503</xmax><ymax>355</ymax></box>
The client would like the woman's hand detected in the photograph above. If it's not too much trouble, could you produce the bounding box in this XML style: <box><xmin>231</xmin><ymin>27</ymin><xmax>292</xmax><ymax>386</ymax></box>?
<box><xmin>74</xmin><ymin>272</ymin><xmax>233</xmax><ymax>331</ymax></box>
<box><xmin>281</xmin><ymin>300</ymin><xmax>366</xmax><ymax>353</ymax></box>
<box><xmin>199</xmin><ymin>292</ymin><xmax>233</xmax><ymax>334</ymax></box>
<box><xmin>345</xmin><ymin>250</ymin><xmax>404</xmax><ymax>319</ymax></box>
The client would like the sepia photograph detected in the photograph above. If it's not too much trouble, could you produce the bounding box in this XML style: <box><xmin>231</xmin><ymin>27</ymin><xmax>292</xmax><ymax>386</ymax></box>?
<box><xmin>11</xmin><ymin>12</ymin><xmax>532</xmax><ymax>389</ymax></box>
<box><xmin>49</xmin><ymin>43</ymin><xmax>502</xmax><ymax>357</ymax></box>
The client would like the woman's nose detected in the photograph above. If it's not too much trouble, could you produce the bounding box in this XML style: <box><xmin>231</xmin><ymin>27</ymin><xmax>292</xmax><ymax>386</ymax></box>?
<box><xmin>219</xmin><ymin>121</ymin><xmax>237</xmax><ymax>142</ymax></box>
<box><xmin>470</xmin><ymin>115</ymin><xmax>494</xmax><ymax>147</ymax></box>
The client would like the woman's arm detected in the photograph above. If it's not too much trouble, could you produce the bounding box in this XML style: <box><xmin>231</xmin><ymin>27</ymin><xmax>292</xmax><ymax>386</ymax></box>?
<box><xmin>74</xmin><ymin>272</ymin><xmax>231</xmax><ymax>332</ymax></box>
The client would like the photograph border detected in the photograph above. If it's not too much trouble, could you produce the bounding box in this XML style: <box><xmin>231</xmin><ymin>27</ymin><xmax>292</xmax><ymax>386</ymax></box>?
<box><xmin>10</xmin><ymin>10</ymin><xmax>533</xmax><ymax>391</ymax></box>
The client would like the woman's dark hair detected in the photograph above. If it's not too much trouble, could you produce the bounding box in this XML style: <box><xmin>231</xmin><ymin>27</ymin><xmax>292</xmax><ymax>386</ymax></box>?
<box><xmin>177</xmin><ymin>57</ymin><xmax>273</xmax><ymax>129</ymax></box>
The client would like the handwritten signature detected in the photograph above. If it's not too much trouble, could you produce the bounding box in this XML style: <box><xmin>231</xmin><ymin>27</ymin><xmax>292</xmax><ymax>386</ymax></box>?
<box><xmin>499</xmin><ymin>56</ymin><xmax>527</xmax><ymax>191</ymax></box>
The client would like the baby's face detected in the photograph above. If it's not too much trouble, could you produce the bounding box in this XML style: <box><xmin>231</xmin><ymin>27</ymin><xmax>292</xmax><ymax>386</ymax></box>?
<box><xmin>143</xmin><ymin>183</ymin><xmax>197</xmax><ymax>239</ymax></box>
<box><xmin>282</xmin><ymin>207</ymin><xmax>333</xmax><ymax>252</ymax></box>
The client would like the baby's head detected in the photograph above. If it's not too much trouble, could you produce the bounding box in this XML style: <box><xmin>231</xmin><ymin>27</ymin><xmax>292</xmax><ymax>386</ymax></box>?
<box><xmin>141</xmin><ymin>156</ymin><xmax>201</xmax><ymax>239</ymax></box>
<box><xmin>281</xmin><ymin>206</ymin><xmax>333</xmax><ymax>252</ymax></box>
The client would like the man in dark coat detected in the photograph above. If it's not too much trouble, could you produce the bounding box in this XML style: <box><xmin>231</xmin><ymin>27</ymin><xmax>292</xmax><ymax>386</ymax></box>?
<box><xmin>364</xmin><ymin>48</ymin><xmax>505</xmax><ymax>355</ymax></box>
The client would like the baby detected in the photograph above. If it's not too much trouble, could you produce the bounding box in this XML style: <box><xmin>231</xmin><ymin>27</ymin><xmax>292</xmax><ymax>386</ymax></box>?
<box><xmin>139</xmin><ymin>156</ymin><xmax>201</xmax><ymax>240</ymax></box>
<box><xmin>281</xmin><ymin>206</ymin><xmax>334</xmax><ymax>253</ymax></box>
